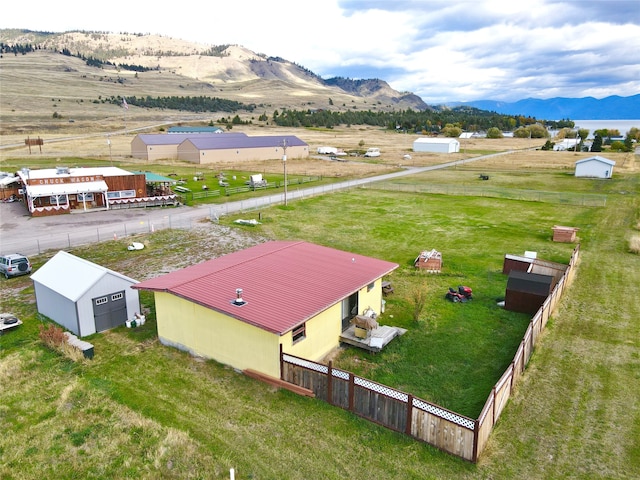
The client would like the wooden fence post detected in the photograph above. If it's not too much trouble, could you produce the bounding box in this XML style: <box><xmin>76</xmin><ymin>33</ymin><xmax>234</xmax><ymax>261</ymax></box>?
<box><xmin>491</xmin><ymin>387</ymin><xmax>497</xmax><ymax>426</ymax></box>
<box><xmin>405</xmin><ymin>394</ymin><xmax>413</xmax><ymax>435</ymax></box>
<box><xmin>348</xmin><ymin>373</ymin><xmax>355</xmax><ymax>412</ymax></box>
<box><xmin>472</xmin><ymin>419</ymin><xmax>480</xmax><ymax>463</ymax></box>
<box><xmin>327</xmin><ymin>361</ymin><xmax>333</xmax><ymax>405</ymax></box>
<box><xmin>509</xmin><ymin>362</ymin><xmax>515</xmax><ymax>394</ymax></box>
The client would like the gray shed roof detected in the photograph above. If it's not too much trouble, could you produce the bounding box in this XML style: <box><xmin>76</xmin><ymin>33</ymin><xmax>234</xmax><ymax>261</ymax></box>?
<box><xmin>575</xmin><ymin>156</ymin><xmax>616</xmax><ymax>166</ymax></box>
<box><xmin>182</xmin><ymin>135</ymin><xmax>308</xmax><ymax>151</ymax></box>
<box><xmin>168</xmin><ymin>126</ymin><xmax>224</xmax><ymax>133</ymax></box>
<box><xmin>31</xmin><ymin>251</ymin><xmax>138</xmax><ymax>302</ymax></box>
<box><xmin>135</xmin><ymin>132</ymin><xmax>247</xmax><ymax>146</ymax></box>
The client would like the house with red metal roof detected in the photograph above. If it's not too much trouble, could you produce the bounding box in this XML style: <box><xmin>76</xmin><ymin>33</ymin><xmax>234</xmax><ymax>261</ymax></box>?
<box><xmin>133</xmin><ymin>241</ymin><xmax>398</xmax><ymax>377</ymax></box>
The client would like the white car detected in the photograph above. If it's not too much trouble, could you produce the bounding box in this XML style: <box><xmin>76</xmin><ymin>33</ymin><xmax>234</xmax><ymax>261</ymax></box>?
<box><xmin>0</xmin><ymin>253</ymin><xmax>32</xmax><ymax>278</ymax></box>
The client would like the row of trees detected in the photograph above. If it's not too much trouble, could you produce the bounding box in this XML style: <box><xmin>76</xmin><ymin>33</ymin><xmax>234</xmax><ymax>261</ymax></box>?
<box><xmin>106</xmin><ymin>95</ymin><xmax>254</xmax><ymax>113</ymax></box>
<box><xmin>0</xmin><ymin>42</ymin><xmax>38</xmax><ymax>55</ymax></box>
<box><xmin>268</xmin><ymin>106</ymin><xmax>552</xmax><ymax>134</ymax></box>
<box><xmin>60</xmin><ymin>49</ymin><xmax>156</xmax><ymax>72</ymax></box>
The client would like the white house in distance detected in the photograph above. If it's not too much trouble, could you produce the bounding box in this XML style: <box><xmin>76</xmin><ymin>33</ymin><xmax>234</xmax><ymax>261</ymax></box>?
<box><xmin>575</xmin><ymin>156</ymin><xmax>616</xmax><ymax>179</ymax></box>
<box><xmin>413</xmin><ymin>137</ymin><xmax>460</xmax><ymax>154</ymax></box>
<box><xmin>31</xmin><ymin>251</ymin><xmax>140</xmax><ymax>337</ymax></box>
<box><xmin>554</xmin><ymin>139</ymin><xmax>579</xmax><ymax>151</ymax></box>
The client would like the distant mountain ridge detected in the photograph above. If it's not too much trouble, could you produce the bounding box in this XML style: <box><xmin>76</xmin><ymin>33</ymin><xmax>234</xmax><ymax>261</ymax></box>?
<box><xmin>0</xmin><ymin>29</ymin><xmax>634</xmax><ymax>119</ymax></box>
<box><xmin>0</xmin><ymin>29</ymin><xmax>428</xmax><ymax>111</ymax></box>
<box><xmin>446</xmin><ymin>95</ymin><xmax>640</xmax><ymax>120</ymax></box>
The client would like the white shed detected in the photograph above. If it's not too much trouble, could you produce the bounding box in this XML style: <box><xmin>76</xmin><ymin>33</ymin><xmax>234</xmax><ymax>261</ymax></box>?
<box><xmin>575</xmin><ymin>156</ymin><xmax>616</xmax><ymax>179</ymax></box>
<box><xmin>413</xmin><ymin>138</ymin><xmax>460</xmax><ymax>153</ymax></box>
<box><xmin>31</xmin><ymin>251</ymin><xmax>140</xmax><ymax>337</ymax></box>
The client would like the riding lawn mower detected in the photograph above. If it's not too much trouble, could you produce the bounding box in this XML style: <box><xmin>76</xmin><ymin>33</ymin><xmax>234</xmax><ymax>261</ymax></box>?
<box><xmin>445</xmin><ymin>285</ymin><xmax>473</xmax><ymax>302</ymax></box>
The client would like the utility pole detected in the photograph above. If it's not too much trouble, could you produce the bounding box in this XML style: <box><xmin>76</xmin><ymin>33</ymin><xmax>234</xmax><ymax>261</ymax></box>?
<box><xmin>281</xmin><ymin>139</ymin><xmax>288</xmax><ymax>206</ymax></box>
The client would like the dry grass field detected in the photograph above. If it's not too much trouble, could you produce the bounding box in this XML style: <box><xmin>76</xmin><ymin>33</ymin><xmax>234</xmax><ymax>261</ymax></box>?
<box><xmin>2</xmin><ymin>49</ymin><xmax>637</xmax><ymax>176</ymax></box>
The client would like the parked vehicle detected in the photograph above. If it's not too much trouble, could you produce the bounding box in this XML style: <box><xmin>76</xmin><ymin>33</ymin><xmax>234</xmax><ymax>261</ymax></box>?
<box><xmin>364</xmin><ymin>148</ymin><xmax>381</xmax><ymax>157</ymax></box>
<box><xmin>445</xmin><ymin>285</ymin><xmax>473</xmax><ymax>302</ymax></box>
<box><xmin>0</xmin><ymin>253</ymin><xmax>32</xmax><ymax>278</ymax></box>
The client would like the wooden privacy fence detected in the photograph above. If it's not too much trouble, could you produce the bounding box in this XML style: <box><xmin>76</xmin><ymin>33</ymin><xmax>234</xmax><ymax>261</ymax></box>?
<box><xmin>280</xmin><ymin>244</ymin><xmax>580</xmax><ymax>462</ymax></box>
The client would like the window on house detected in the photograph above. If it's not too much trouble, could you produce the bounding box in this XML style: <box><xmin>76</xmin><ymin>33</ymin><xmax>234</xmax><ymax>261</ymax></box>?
<box><xmin>78</xmin><ymin>192</ymin><xmax>94</xmax><ymax>201</ymax></box>
<box><xmin>49</xmin><ymin>194</ymin><xmax>68</xmax><ymax>204</ymax></box>
<box><xmin>292</xmin><ymin>323</ymin><xmax>306</xmax><ymax>344</ymax></box>
<box><xmin>107</xmin><ymin>190</ymin><xmax>136</xmax><ymax>199</ymax></box>
<box><xmin>95</xmin><ymin>296</ymin><xmax>107</xmax><ymax>305</ymax></box>
<box><xmin>367</xmin><ymin>282</ymin><xmax>375</xmax><ymax>292</ymax></box>
<box><xmin>111</xmin><ymin>292</ymin><xmax>123</xmax><ymax>301</ymax></box>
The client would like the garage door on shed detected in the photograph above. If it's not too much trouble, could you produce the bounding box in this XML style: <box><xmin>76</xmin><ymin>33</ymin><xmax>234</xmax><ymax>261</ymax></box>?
<box><xmin>93</xmin><ymin>291</ymin><xmax>127</xmax><ymax>332</ymax></box>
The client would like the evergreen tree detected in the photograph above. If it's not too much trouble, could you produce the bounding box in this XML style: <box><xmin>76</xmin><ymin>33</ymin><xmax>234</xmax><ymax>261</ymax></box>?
<box><xmin>591</xmin><ymin>134</ymin><xmax>603</xmax><ymax>152</ymax></box>
<box><xmin>623</xmin><ymin>134</ymin><xmax>633</xmax><ymax>152</ymax></box>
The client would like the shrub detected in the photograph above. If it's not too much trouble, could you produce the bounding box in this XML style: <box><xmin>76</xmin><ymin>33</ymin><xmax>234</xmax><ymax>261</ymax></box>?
<box><xmin>410</xmin><ymin>285</ymin><xmax>429</xmax><ymax>323</ymax></box>
<box><xmin>38</xmin><ymin>323</ymin><xmax>66</xmax><ymax>350</ymax></box>
<box><xmin>486</xmin><ymin>127</ymin><xmax>503</xmax><ymax>139</ymax></box>
<box><xmin>38</xmin><ymin>324</ymin><xmax>85</xmax><ymax>362</ymax></box>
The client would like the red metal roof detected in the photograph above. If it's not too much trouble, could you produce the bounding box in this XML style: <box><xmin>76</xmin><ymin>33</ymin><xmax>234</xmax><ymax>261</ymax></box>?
<box><xmin>133</xmin><ymin>241</ymin><xmax>398</xmax><ymax>335</ymax></box>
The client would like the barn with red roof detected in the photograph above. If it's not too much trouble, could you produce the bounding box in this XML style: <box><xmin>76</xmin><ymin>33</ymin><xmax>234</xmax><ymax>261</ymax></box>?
<box><xmin>133</xmin><ymin>241</ymin><xmax>398</xmax><ymax>377</ymax></box>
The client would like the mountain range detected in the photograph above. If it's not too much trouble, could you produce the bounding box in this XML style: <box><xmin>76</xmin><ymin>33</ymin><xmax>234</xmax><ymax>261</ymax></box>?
<box><xmin>1</xmin><ymin>29</ymin><xmax>637</xmax><ymax>121</ymax></box>
<box><xmin>446</xmin><ymin>95</ymin><xmax>640</xmax><ymax>120</ymax></box>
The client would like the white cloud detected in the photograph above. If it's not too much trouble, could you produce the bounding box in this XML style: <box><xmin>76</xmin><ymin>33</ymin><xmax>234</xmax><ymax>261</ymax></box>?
<box><xmin>2</xmin><ymin>0</ymin><xmax>639</xmax><ymax>103</ymax></box>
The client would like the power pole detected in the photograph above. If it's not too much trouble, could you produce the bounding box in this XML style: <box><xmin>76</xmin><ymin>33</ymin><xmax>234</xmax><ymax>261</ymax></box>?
<box><xmin>281</xmin><ymin>139</ymin><xmax>288</xmax><ymax>206</ymax></box>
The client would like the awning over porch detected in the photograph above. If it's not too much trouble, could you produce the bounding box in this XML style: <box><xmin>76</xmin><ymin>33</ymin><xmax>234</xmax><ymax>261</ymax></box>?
<box><xmin>25</xmin><ymin>181</ymin><xmax>109</xmax><ymax>197</ymax></box>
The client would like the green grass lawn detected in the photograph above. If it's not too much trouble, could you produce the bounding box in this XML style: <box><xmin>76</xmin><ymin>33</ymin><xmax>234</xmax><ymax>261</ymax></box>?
<box><xmin>229</xmin><ymin>188</ymin><xmax>588</xmax><ymax>417</ymax></box>
<box><xmin>1</xmin><ymin>170</ymin><xmax>639</xmax><ymax>479</ymax></box>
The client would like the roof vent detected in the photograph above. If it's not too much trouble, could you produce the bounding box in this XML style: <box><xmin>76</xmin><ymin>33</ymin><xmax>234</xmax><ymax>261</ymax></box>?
<box><xmin>231</xmin><ymin>288</ymin><xmax>247</xmax><ymax>307</ymax></box>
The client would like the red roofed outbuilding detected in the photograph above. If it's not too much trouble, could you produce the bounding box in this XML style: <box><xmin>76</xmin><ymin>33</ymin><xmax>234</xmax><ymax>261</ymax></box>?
<box><xmin>133</xmin><ymin>241</ymin><xmax>398</xmax><ymax>377</ymax></box>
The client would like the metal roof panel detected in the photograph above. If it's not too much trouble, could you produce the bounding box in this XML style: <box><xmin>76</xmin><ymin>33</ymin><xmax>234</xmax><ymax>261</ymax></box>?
<box><xmin>134</xmin><ymin>241</ymin><xmax>397</xmax><ymax>334</ymax></box>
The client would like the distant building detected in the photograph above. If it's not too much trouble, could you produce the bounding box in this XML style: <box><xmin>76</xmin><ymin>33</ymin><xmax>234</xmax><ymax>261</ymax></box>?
<box><xmin>553</xmin><ymin>139</ymin><xmax>579</xmax><ymax>151</ymax></box>
<box><xmin>130</xmin><ymin>133</ymin><xmax>247</xmax><ymax>162</ymax></box>
<box><xmin>168</xmin><ymin>126</ymin><xmax>224</xmax><ymax>134</ymax></box>
<box><xmin>574</xmin><ymin>156</ymin><xmax>616</xmax><ymax>179</ymax></box>
<box><xmin>14</xmin><ymin>166</ymin><xmax>177</xmax><ymax>216</ymax></box>
<box><xmin>177</xmin><ymin>134</ymin><xmax>309</xmax><ymax>164</ymax></box>
<box><xmin>413</xmin><ymin>137</ymin><xmax>460</xmax><ymax>154</ymax></box>
<box><xmin>131</xmin><ymin>133</ymin><xmax>308</xmax><ymax>164</ymax></box>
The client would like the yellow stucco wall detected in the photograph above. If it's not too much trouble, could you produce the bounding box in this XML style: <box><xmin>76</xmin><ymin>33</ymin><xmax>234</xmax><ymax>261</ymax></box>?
<box><xmin>155</xmin><ymin>292</ymin><xmax>281</xmax><ymax>377</ymax></box>
<box><xmin>358</xmin><ymin>279</ymin><xmax>385</xmax><ymax>316</ymax></box>
<box><xmin>153</xmin><ymin>277</ymin><xmax>386</xmax><ymax>378</ymax></box>
<box><xmin>282</xmin><ymin>302</ymin><xmax>342</xmax><ymax>362</ymax></box>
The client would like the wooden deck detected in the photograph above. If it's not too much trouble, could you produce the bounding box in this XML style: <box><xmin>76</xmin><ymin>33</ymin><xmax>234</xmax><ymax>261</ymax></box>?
<box><xmin>339</xmin><ymin>324</ymin><xmax>407</xmax><ymax>353</ymax></box>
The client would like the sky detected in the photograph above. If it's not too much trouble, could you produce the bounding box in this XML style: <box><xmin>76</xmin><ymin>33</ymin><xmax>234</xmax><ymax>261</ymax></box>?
<box><xmin>2</xmin><ymin>0</ymin><xmax>639</xmax><ymax>104</ymax></box>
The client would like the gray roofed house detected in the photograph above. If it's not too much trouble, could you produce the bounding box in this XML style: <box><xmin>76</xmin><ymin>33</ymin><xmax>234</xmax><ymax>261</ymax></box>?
<box><xmin>130</xmin><ymin>133</ymin><xmax>248</xmax><ymax>161</ymax></box>
<box><xmin>177</xmin><ymin>134</ymin><xmax>309</xmax><ymax>164</ymax></box>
